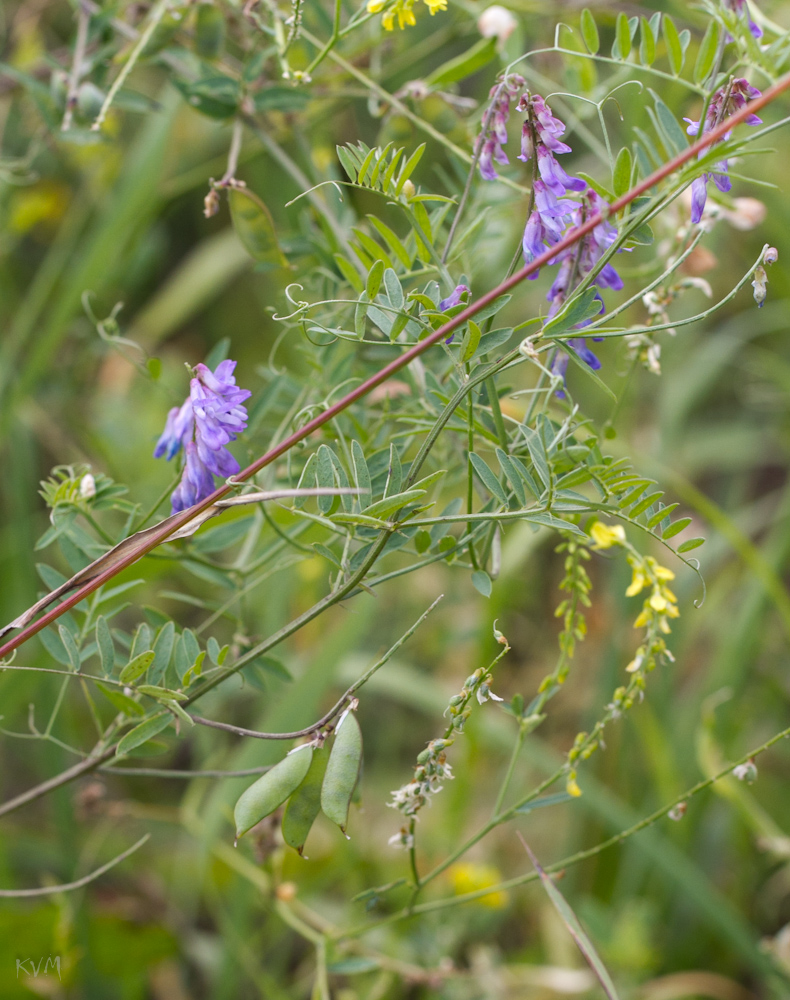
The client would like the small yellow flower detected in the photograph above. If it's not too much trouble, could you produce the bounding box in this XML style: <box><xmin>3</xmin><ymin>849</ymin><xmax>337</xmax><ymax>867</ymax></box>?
<box><xmin>625</xmin><ymin>655</ymin><xmax>643</xmax><ymax>673</ymax></box>
<box><xmin>399</xmin><ymin>6</ymin><xmax>416</xmax><ymax>26</ymax></box>
<box><xmin>625</xmin><ymin>565</ymin><xmax>647</xmax><ymax>597</ymax></box>
<box><xmin>450</xmin><ymin>863</ymin><xmax>508</xmax><ymax>908</ymax></box>
<box><xmin>423</xmin><ymin>0</ymin><xmax>447</xmax><ymax>12</ymax></box>
<box><xmin>649</xmin><ymin>590</ymin><xmax>668</xmax><ymax>612</ymax></box>
<box><xmin>633</xmin><ymin>608</ymin><xmax>650</xmax><ymax>628</ymax></box>
<box><xmin>366</xmin><ymin>0</ymin><xmax>386</xmax><ymax>11</ymax></box>
<box><xmin>382</xmin><ymin>9</ymin><xmax>395</xmax><ymax>28</ymax></box>
<box><xmin>589</xmin><ymin>522</ymin><xmax>626</xmax><ymax>550</ymax></box>
<box><xmin>566</xmin><ymin>772</ymin><xmax>582</xmax><ymax>797</ymax></box>
<box><xmin>653</xmin><ymin>562</ymin><xmax>675</xmax><ymax>582</ymax></box>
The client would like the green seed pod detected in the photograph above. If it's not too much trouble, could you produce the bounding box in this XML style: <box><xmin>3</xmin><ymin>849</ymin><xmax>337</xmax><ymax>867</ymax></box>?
<box><xmin>195</xmin><ymin>3</ymin><xmax>225</xmax><ymax>60</ymax></box>
<box><xmin>228</xmin><ymin>186</ymin><xmax>287</xmax><ymax>268</ymax></box>
<box><xmin>321</xmin><ymin>712</ymin><xmax>362</xmax><ymax>834</ymax></box>
<box><xmin>234</xmin><ymin>746</ymin><xmax>313</xmax><ymax>840</ymax></box>
<box><xmin>282</xmin><ymin>746</ymin><xmax>328</xmax><ymax>856</ymax></box>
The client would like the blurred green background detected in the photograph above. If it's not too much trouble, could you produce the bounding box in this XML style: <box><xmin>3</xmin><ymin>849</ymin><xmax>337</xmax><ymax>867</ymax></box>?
<box><xmin>2</xmin><ymin>0</ymin><xmax>790</xmax><ymax>996</ymax></box>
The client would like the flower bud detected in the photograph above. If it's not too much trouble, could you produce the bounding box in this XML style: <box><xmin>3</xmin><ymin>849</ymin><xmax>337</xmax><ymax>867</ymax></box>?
<box><xmin>401</xmin><ymin>179</ymin><xmax>416</xmax><ymax>200</ymax></box>
<box><xmin>477</xmin><ymin>5</ymin><xmax>518</xmax><ymax>45</ymax></box>
<box><xmin>764</xmin><ymin>246</ymin><xmax>778</xmax><ymax>265</ymax></box>
<box><xmin>79</xmin><ymin>473</ymin><xmax>96</xmax><ymax>499</ymax></box>
<box><xmin>752</xmin><ymin>265</ymin><xmax>767</xmax><ymax>308</ymax></box>
<box><xmin>733</xmin><ymin>759</ymin><xmax>757</xmax><ymax>784</ymax></box>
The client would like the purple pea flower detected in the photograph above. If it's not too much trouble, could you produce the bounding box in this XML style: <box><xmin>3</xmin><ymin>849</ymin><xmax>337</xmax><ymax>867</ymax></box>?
<box><xmin>440</xmin><ymin>284</ymin><xmax>470</xmax><ymax>343</ymax></box>
<box><xmin>439</xmin><ymin>284</ymin><xmax>469</xmax><ymax>311</ymax></box>
<box><xmin>684</xmin><ymin>78</ymin><xmax>762</xmax><ymax>223</ymax></box>
<box><xmin>155</xmin><ymin>358</ymin><xmax>251</xmax><ymax>513</ymax></box>
<box><xmin>154</xmin><ymin>398</ymin><xmax>193</xmax><ymax>461</ymax></box>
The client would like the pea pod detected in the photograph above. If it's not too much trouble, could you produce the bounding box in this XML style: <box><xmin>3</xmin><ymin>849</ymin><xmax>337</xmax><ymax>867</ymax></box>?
<box><xmin>282</xmin><ymin>747</ymin><xmax>329</xmax><ymax>856</ymax></box>
<box><xmin>234</xmin><ymin>746</ymin><xmax>313</xmax><ymax>840</ymax></box>
<box><xmin>321</xmin><ymin>712</ymin><xmax>362</xmax><ymax>834</ymax></box>
<box><xmin>228</xmin><ymin>187</ymin><xmax>287</xmax><ymax>268</ymax></box>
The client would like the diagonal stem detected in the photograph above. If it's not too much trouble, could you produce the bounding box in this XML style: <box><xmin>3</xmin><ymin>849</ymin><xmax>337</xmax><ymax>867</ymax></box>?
<box><xmin>2</xmin><ymin>71</ymin><xmax>789</xmax><ymax>661</ymax></box>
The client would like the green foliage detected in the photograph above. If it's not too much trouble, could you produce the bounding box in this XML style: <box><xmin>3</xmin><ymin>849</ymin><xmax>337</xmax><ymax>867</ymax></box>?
<box><xmin>1</xmin><ymin>0</ymin><xmax>789</xmax><ymax>995</ymax></box>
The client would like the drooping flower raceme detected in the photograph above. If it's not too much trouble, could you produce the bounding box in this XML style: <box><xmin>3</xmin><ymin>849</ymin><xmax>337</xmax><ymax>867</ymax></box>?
<box><xmin>517</xmin><ymin>94</ymin><xmax>586</xmax><ymax>267</ymax></box>
<box><xmin>476</xmin><ymin>75</ymin><xmax>525</xmax><ymax>181</ymax></box>
<box><xmin>154</xmin><ymin>360</ymin><xmax>251</xmax><ymax>513</ymax></box>
<box><xmin>684</xmin><ymin>78</ymin><xmax>762</xmax><ymax>224</ymax></box>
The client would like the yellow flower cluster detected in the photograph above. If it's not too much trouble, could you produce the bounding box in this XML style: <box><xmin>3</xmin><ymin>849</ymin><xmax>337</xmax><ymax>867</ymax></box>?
<box><xmin>626</xmin><ymin>555</ymin><xmax>679</xmax><ymax>635</ymax></box>
<box><xmin>367</xmin><ymin>0</ymin><xmax>447</xmax><ymax>30</ymax></box>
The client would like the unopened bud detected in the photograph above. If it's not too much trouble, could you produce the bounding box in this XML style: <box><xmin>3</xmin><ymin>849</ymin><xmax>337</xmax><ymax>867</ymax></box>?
<box><xmin>80</xmin><ymin>473</ymin><xmax>96</xmax><ymax>499</ymax></box>
<box><xmin>752</xmin><ymin>265</ymin><xmax>767</xmax><ymax>308</ymax></box>
<box><xmin>401</xmin><ymin>179</ymin><xmax>416</xmax><ymax>200</ymax></box>
<box><xmin>733</xmin><ymin>759</ymin><xmax>758</xmax><ymax>784</ymax></box>
<box><xmin>477</xmin><ymin>5</ymin><xmax>518</xmax><ymax>45</ymax></box>
<box><xmin>668</xmin><ymin>802</ymin><xmax>687</xmax><ymax>821</ymax></box>
<box><xmin>204</xmin><ymin>186</ymin><xmax>221</xmax><ymax>219</ymax></box>
<box><xmin>764</xmin><ymin>246</ymin><xmax>778</xmax><ymax>265</ymax></box>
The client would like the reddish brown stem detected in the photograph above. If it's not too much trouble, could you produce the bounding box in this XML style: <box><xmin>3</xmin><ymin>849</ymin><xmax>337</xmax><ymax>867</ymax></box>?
<box><xmin>2</xmin><ymin>72</ymin><xmax>789</xmax><ymax>660</ymax></box>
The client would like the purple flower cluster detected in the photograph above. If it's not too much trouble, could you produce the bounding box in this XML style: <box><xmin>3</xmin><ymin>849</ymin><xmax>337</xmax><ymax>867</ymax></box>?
<box><xmin>724</xmin><ymin>0</ymin><xmax>762</xmax><ymax>39</ymax></box>
<box><xmin>476</xmin><ymin>87</ymin><xmax>626</xmax><ymax>396</ymax></box>
<box><xmin>516</xmin><ymin>94</ymin><xmax>586</xmax><ymax>269</ymax></box>
<box><xmin>684</xmin><ymin>78</ymin><xmax>762</xmax><ymax>224</ymax></box>
<box><xmin>154</xmin><ymin>360</ymin><xmax>251</xmax><ymax>513</ymax></box>
<box><xmin>477</xmin><ymin>75</ymin><xmax>525</xmax><ymax>181</ymax></box>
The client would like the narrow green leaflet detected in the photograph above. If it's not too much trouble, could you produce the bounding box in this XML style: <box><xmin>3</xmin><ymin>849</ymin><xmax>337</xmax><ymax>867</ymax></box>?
<box><xmin>543</xmin><ymin>287</ymin><xmax>603</xmax><ymax>336</ymax></box>
<box><xmin>520</xmin><ymin>837</ymin><xmax>621</xmax><ymax>1000</ymax></box>
<box><xmin>612</xmin><ymin>147</ymin><xmax>632</xmax><ymax>198</ymax></box>
<box><xmin>580</xmin><ymin>9</ymin><xmax>600</xmax><ymax>54</ymax></box>
<box><xmin>119</xmin><ymin>650</ymin><xmax>155</xmax><ymax>685</ymax></box>
<box><xmin>116</xmin><ymin>713</ymin><xmax>172</xmax><ymax>757</ymax></box>
<box><xmin>96</xmin><ymin>682</ymin><xmax>145</xmax><ymax>717</ymax></box>
<box><xmin>352</xmin><ymin>440</ymin><xmax>372</xmax><ymax>508</ymax></box>
<box><xmin>58</xmin><ymin>625</ymin><xmax>81</xmax><ymax>672</ymax></box>
<box><xmin>149</xmin><ymin>621</ymin><xmax>175</xmax><ymax>685</ymax></box>
<box><xmin>282</xmin><ymin>746</ymin><xmax>329</xmax><ymax>855</ymax></box>
<box><xmin>363</xmin><ymin>489</ymin><xmax>426</xmax><ymax>519</ymax></box>
<box><xmin>695</xmin><ymin>21</ymin><xmax>720</xmax><ymax>84</ymax></box>
<box><xmin>639</xmin><ymin>16</ymin><xmax>656</xmax><ymax>65</ymax></box>
<box><xmin>96</xmin><ymin>615</ymin><xmax>114</xmax><ymax>677</ymax></box>
<box><xmin>662</xmin><ymin>15</ymin><xmax>684</xmax><ymax>75</ymax></box>
<box><xmin>471</xmin><ymin>570</ymin><xmax>492</xmax><ymax>598</ymax></box>
<box><xmin>321</xmin><ymin>711</ymin><xmax>362</xmax><ymax>833</ymax></box>
<box><xmin>469</xmin><ymin>453</ymin><xmax>508</xmax><ymax>505</ymax></box>
<box><xmin>235</xmin><ymin>746</ymin><xmax>314</xmax><ymax>839</ymax></box>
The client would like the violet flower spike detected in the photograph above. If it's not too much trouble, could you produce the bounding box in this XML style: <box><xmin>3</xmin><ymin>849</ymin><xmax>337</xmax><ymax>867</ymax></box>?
<box><xmin>154</xmin><ymin>358</ymin><xmax>251</xmax><ymax>513</ymax></box>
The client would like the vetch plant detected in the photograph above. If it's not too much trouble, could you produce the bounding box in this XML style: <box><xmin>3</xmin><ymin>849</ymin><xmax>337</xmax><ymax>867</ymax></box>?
<box><xmin>2</xmin><ymin>0</ymin><xmax>790</xmax><ymax>993</ymax></box>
